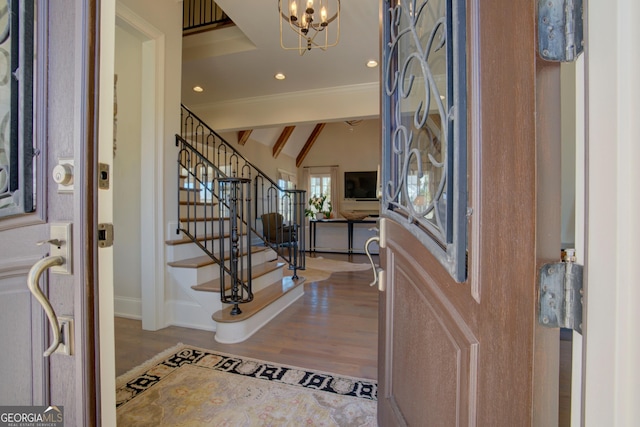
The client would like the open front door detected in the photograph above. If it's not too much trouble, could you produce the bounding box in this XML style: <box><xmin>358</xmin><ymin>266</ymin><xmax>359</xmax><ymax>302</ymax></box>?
<box><xmin>378</xmin><ymin>0</ymin><xmax>561</xmax><ymax>424</ymax></box>
<box><xmin>0</xmin><ymin>0</ymin><xmax>99</xmax><ymax>424</ymax></box>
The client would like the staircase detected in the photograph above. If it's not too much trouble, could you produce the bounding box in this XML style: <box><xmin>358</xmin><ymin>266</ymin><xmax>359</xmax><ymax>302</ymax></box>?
<box><xmin>166</xmin><ymin>105</ymin><xmax>306</xmax><ymax>343</ymax></box>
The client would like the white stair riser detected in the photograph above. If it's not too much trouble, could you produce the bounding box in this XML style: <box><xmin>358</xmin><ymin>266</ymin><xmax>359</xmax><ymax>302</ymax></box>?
<box><xmin>181</xmin><ymin>291</ymin><xmax>222</xmax><ymax>317</ymax></box>
<box><xmin>214</xmin><ymin>285</ymin><xmax>305</xmax><ymax>344</ymax></box>
<box><xmin>167</xmin><ymin>299</ymin><xmax>217</xmax><ymax>331</ymax></box>
<box><xmin>168</xmin><ymin>250</ymin><xmax>270</xmax><ymax>286</ymax></box>
<box><xmin>173</xmin><ymin>264</ymin><xmax>283</xmax><ymax>324</ymax></box>
<box><xmin>183</xmin><ymin>219</ymin><xmax>233</xmax><ymax>236</ymax></box>
<box><xmin>166</xmin><ymin>239</ymin><xmax>220</xmax><ymax>261</ymax></box>
<box><xmin>182</xmin><ymin>220</ymin><xmax>250</xmax><ymax>237</ymax></box>
<box><xmin>179</xmin><ymin>189</ymin><xmax>209</xmax><ymax>203</ymax></box>
<box><xmin>180</xmin><ymin>203</ymin><xmax>217</xmax><ymax>218</ymax></box>
<box><xmin>250</xmin><ymin>268</ymin><xmax>284</xmax><ymax>293</ymax></box>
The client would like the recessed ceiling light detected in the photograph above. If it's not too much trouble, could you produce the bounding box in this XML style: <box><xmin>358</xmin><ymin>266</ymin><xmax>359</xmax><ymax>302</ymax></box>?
<box><xmin>275</xmin><ymin>73</ymin><xmax>286</xmax><ymax>80</ymax></box>
<box><xmin>192</xmin><ymin>86</ymin><xmax>204</xmax><ymax>93</ymax></box>
<box><xmin>366</xmin><ymin>60</ymin><xmax>378</xmax><ymax>68</ymax></box>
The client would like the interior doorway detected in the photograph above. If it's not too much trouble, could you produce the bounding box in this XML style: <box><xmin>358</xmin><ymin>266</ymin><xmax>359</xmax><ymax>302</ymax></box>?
<box><xmin>112</xmin><ymin>5</ymin><xmax>166</xmax><ymax>331</ymax></box>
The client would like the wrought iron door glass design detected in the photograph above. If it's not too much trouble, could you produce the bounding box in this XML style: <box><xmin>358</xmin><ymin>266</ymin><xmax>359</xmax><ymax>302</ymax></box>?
<box><xmin>382</xmin><ymin>0</ymin><xmax>467</xmax><ymax>282</ymax></box>
<box><xmin>0</xmin><ymin>0</ymin><xmax>35</xmax><ymax>218</ymax></box>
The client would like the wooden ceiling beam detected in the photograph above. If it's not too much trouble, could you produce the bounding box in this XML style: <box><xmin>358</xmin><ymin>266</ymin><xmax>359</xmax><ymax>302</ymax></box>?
<box><xmin>272</xmin><ymin>126</ymin><xmax>295</xmax><ymax>158</ymax></box>
<box><xmin>296</xmin><ymin>123</ymin><xmax>326</xmax><ymax>167</ymax></box>
<box><xmin>237</xmin><ymin>129</ymin><xmax>252</xmax><ymax>146</ymax></box>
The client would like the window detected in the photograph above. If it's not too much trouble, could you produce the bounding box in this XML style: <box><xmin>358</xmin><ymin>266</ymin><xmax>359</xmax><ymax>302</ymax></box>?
<box><xmin>0</xmin><ymin>0</ymin><xmax>35</xmax><ymax>218</ymax></box>
<box><xmin>309</xmin><ymin>174</ymin><xmax>331</xmax><ymax>203</ymax></box>
<box><xmin>277</xmin><ymin>169</ymin><xmax>296</xmax><ymax>222</ymax></box>
<box><xmin>304</xmin><ymin>166</ymin><xmax>339</xmax><ymax>218</ymax></box>
<box><xmin>382</xmin><ymin>0</ymin><xmax>468</xmax><ymax>282</ymax></box>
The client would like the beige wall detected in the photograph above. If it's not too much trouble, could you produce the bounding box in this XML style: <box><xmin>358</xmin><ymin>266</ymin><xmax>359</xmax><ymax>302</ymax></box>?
<box><xmin>299</xmin><ymin>119</ymin><xmax>381</xmax><ymax>214</ymax></box>
<box><xmin>119</xmin><ymin>0</ymin><xmax>183</xmax><ymax>240</ymax></box>
<box><xmin>113</xmin><ymin>25</ymin><xmax>143</xmax><ymax>306</ymax></box>
<box><xmin>218</xmin><ymin>131</ymin><xmax>298</xmax><ymax>181</ymax></box>
<box><xmin>220</xmin><ymin>118</ymin><xmax>382</xmax><ymax>213</ymax></box>
<box><xmin>113</xmin><ymin>0</ymin><xmax>183</xmax><ymax>325</ymax></box>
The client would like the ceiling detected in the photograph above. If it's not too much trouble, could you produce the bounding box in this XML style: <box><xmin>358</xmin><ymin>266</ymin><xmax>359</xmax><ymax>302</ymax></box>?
<box><xmin>179</xmin><ymin>1</ymin><xmax>381</xmax><ymax>159</ymax></box>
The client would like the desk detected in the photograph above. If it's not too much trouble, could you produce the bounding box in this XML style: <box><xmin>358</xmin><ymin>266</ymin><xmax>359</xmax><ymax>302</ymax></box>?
<box><xmin>309</xmin><ymin>218</ymin><xmax>378</xmax><ymax>254</ymax></box>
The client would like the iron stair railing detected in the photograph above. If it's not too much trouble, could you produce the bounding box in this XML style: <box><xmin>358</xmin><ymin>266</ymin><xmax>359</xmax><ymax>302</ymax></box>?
<box><xmin>183</xmin><ymin>0</ymin><xmax>232</xmax><ymax>33</ymax></box>
<box><xmin>178</xmin><ymin>103</ymin><xmax>306</xmax><ymax>280</ymax></box>
<box><xmin>177</xmin><ymin>135</ymin><xmax>253</xmax><ymax>313</ymax></box>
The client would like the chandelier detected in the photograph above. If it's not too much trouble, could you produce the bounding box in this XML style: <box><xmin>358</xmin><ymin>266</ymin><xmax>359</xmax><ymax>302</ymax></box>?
<box><xmin>278</xmin><ymin>0</ymin><xmax>340</xmax><ymax>55</ymax></box>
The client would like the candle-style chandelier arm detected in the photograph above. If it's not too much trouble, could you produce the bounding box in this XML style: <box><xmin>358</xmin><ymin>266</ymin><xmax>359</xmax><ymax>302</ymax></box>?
<box><xmin>278</xmin><ymin>0</ymin><xmax>340</xmax><ymax>55</ymax></box>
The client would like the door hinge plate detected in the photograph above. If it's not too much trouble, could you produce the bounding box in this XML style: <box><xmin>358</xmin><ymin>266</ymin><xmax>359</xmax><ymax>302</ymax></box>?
<box><xmin>538</xmin><ymin>0</ymin><xmax>584</xmax><ymax>62</ymax></box>
<box><xmin>538</xmin><ymin>261</ymin><xmax>583</xmax><ymax>334</ymax></box>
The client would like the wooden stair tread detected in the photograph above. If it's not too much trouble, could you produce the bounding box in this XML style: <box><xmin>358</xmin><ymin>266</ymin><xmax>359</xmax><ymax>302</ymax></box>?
<box><xmin>179</xmin><ymin>215</ymin><xmax>230</xmax><ymax>222</ymax></box>
<box><xmin>167</xmin><ymin>246</ymin><xmax>269</xmax><ymax>268</ymax></box>
<box><xmin>165</xmin><ymin>233</ymin><xmax>230</xmax><ymax>246</ymax></box>
<box><xmin>212</xmin><ymin>276</ymin><xmax>305</xmax><ymax>323</ymax></box>
<box><xmin>191</xmin><ymin>262</ymin><xmax>285</xmax><ymax>292</ymax></box>
<box><xmin>179</xmin><ymin>200</ymin><xmax>212</xmax><ymax>206</ymax></box>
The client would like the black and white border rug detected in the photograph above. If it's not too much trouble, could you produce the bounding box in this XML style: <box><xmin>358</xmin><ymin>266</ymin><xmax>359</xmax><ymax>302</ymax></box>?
<box><xmin>116</xmin><ymin>343</ymin><xmax>377</xmax><ymax>409</ymax></box>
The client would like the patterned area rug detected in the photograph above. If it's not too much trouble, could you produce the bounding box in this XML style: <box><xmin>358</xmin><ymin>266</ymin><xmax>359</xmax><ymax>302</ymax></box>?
<box><xmin>283</xmin><ymin>256</ymin><xmax>372</xmax><ymax>282</ymax></box>
<box><xmin>116</xmin><ymin>344</ymin><xmax>377</xmax><ymax>426</ymax></box>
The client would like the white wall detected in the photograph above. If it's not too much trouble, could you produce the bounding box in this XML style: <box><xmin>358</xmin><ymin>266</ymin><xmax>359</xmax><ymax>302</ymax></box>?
<box><xmin>119</xmin><ymin>0</ymin><xmax>183</xmax><ymax>241</ymax></box>
<box><xmin>116</xmin><ymin>0</ymin><xmax>183</xmax><ymax>329</ymax></box>
<box><xmin>113</xmin><ymin>25</ymin><xmax>143</xmax><ymax>316</ymax></box>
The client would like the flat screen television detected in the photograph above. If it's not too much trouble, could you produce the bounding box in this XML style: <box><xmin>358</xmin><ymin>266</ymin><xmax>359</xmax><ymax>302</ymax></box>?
<box><xmin>344</xmin><ymin>171</ymin><xmax>378</xmax><ymax>200</ymax></box>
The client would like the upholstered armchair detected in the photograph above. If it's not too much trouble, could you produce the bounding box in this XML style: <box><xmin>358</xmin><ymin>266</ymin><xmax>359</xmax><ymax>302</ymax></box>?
<box><xmin>260</xmin><ymin>213</ymin><xmax>297</xmax><ymax>246</ymax></box>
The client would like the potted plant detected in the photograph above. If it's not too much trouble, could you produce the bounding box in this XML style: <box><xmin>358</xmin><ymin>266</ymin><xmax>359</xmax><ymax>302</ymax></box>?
<box><xmin>305</xmin><ymin>194</ymin><xmax>332</xmax><ymax>219</ymax></box>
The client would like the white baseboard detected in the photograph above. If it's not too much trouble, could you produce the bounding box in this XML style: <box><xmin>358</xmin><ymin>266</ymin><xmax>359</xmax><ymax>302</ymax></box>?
<box><xmin>114</xmin><ymin>296</ymin><xmax>142</xmax><ymax>319</ymax></box>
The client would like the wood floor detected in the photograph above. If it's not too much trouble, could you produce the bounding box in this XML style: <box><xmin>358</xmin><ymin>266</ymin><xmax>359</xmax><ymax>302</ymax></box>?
<box><xmin>115</xmin><ymin>253</ymin><xmax>379</xmax><ymax>380</ymax></box>
<box><xmin>114</xmin><ymin>252</ymin><xmax>572</xmax><ymax>424</ymax></box>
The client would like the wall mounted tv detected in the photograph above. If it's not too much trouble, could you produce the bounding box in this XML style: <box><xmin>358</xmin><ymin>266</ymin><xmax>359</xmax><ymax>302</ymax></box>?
<box><xmin>344</xmin><ymin>171</ymin><xmax>378</xmax><ymax>200</ymax></box>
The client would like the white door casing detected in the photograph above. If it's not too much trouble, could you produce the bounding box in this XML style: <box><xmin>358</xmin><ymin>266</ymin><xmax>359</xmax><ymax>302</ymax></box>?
<box><xmin>582</xmin><ymin>0</ymin><xmax>640</xmax><ymax>424</ymax></box>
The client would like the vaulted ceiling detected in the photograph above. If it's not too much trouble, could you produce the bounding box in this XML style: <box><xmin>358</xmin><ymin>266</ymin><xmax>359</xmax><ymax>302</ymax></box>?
<box><xmin>180</xmin><ymin>1</ymin><xmax>381</xmax><ymax>160</ymax></box>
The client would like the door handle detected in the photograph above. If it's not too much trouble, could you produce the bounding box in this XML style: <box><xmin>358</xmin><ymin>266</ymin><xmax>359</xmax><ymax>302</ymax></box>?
<box><xmin>27</xmin><ymin>256</ymin><xmax>65</xmax><ymax>356</ymax></box>
<box><xmin>364</xmin><ymin>236</ymin><xmax>385</xmax><ymax>291</ymax></box>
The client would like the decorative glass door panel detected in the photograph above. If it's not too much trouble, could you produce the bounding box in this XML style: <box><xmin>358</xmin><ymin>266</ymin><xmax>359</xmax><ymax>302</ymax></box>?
<box><xmin>0</xmin><ymin>0</ymin><xmax>35</xmax><ymax>218</ymax></box>
<box><xmin>382</xmin><ymin>0</ymin><xmax>467</xmax><ymax>282</ymax></box>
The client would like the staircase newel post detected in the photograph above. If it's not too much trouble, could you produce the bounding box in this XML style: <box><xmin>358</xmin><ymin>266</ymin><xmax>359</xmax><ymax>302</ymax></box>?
<box><xmin>245</xmin><ymin>178</ymin><xmax>252</xmax><ymax>292</ymax></box>
<box><xmin>219</xmin><ymin>177</ymin><xmax>252</xmax><ymax>315</ymax></box>
<box><xmin>298</xmin><ymin>189</ymin><xmax>306</xmax><ymax>271</ymax></box>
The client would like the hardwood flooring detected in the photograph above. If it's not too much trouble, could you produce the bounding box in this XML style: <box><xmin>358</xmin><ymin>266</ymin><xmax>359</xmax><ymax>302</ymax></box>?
<box><xmin>114</xmin><ymin>253</ymin><xmax>571</xmax><ymax>423</ymax></box>
<box><xmin>115</xmin><ymin>253</ymin><xmax>379</xmax><ymax>380</ymax></box>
